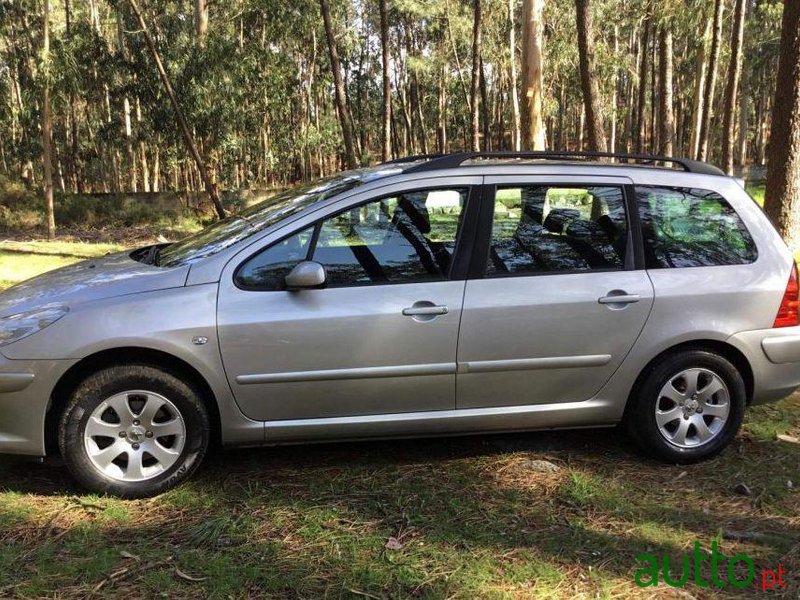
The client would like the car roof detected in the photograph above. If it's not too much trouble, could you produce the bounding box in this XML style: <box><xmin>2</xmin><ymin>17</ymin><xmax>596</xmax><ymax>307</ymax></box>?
<box><xmin>386</xmin><ymin>151</ymin><xmax>727</xmax><ymax>178</ymax></box>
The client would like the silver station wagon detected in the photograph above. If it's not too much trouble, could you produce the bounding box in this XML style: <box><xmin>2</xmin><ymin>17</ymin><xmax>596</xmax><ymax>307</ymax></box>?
<box><xmin>1</xmin><ymin>152</ymin><xmax>799</xmax><ymax>498</ymax></box>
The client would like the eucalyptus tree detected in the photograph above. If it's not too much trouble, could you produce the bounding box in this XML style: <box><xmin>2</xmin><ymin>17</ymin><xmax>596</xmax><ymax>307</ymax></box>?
<box><xmin>575</xmin><ymin>0</ymin><xmax>605</xmax><ymax>152</ymax></box>
<box><xmin>320</xmin><ymin>0</ymin><xmax>359</xmax><ymax>169</ymax></box>
<box><xmin>0</xmin><ymin>0</ymin><xmax>794</xmax><ymax>233</ymax></box>
<box><xmin>41</xmin><ymin>0</ymin><xmax>56</xmax><ymax>238</ymax></box>
<box><xmin>764</xmin><ymin>0</ymin><xmax>800</xmax><ymax>251</ymax></box>
<box><xmin>697</xmin><ymin>0</ymin><xmax>724</xmax><ymax>161</ymax></box>
<box><xmin>521</xmin><ymin>0</ymin><xmax>545</xmax><ymax>150</ymax></box>
<box><xmin>721</xmin><ymin>0</ymin><xmax>747</xmax><ymax>174</ymax></box>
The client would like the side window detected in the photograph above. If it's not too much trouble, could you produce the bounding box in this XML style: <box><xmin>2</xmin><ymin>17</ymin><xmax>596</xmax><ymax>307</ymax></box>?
<box><xmin>486</xmin><ymin>185</ymin><xmax>628</xmax><ymax>275</ymax></box>
<box><xmin>314</xmin><ymin>188</ymin><xmax>467</xmax><ymax>286</ymax></box>
<box><xmin>236</xmin><ymin>188</ymin><xmax>467</xmax><ymax>290</ymax></box>
<box><xmin>637</xmin><ymin>186</ymin><xmax>757</xmax><ymax>268</ymax></box>
<box><xmin>236</xmin><ymin>227</ymin><xmax>314</xmax><ymax>289</ymax></box>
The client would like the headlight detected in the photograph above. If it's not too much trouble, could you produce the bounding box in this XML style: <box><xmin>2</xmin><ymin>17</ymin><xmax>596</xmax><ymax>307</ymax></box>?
<box><xmin>0</xmin><ymin>305</ymin><xmax>69</xmax><ymax>347</ymax></box>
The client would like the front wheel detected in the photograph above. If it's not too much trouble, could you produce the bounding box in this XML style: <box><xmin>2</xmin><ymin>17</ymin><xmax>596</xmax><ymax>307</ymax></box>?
<box><xmin>59</xmin><ymin>365</ymin><xmax>210</xmax><ymax>498</ymax></box>
<box><xmin>624</xmin><ymin>350</ymin><xmax>746</xmax><ymax>464</ymax></box>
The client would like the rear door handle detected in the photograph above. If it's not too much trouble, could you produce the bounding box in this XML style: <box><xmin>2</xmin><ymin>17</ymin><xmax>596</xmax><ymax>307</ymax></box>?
<box><xmin>598</xmin><ymin>292</ymin><xmax>641</xmax><ymax>305</ymax></box>
<box><xmin>402</xmin><ymin>305</ymin><xmax>449</xmax><ymax>316</ymax></box>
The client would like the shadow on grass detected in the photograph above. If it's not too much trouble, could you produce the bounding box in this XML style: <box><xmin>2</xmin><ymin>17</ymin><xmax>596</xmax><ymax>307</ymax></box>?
<box><xmin>1</xmin><ymin>427</ymin><xmax>798</xmax><ymax>597</ymax></box>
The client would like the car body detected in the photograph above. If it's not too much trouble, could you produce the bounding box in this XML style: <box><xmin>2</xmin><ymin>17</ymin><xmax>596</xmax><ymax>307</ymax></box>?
<box><xmin>1</xmin><ymin>152</ymin><xmax>799</xmax><ymax>497</ymax></box>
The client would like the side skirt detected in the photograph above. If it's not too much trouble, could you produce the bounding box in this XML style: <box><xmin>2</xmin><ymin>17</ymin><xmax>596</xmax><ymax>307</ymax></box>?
<box><xmin>261</xmin><ymin>399</ymin><xmax>619</xmax><ymax>444</ymax></box>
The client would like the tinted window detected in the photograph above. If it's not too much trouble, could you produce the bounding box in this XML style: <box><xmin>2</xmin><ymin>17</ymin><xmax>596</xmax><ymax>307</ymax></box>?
<box><xmin>236</xmin><ymin>227</ymin><xmax>314</xmax><ymax>289</ymax></box>
<box><xmin>236</xmin><ymin>188</ymin><xmax>467</xmax><ymax>289</ymax></box>
<box><xmin>637</xmin><ymin>186</ymin><xmax>757</xmax><ymax>268</ymax></box>
<box><xmin>314</xmin><ymin>189</ymin><xmax>466</xmax><ymax>286</ymax></box>
<box><xmin>486</xmin><ymin>185</ymin><xmax>628</xmax><ymax>275</ymax></box>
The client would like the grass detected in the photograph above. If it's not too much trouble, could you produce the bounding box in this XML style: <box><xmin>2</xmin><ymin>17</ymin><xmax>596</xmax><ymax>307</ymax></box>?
<box><xmin>1</xmin><ymin>240</ymin><xmax>799</xmax><ymax>598</ymax></box>
<box><xmin>0</xmin><ymin>240</ymin><xmax>126</xmax><ymax>290</ymax></box>
<box><xmin>746</xmin><ymin>182</ymin><xmax>765</xmax><ymax>207</ymax></box>
<box><xmin>0</xmin><ymin>401</ymin><xmax>797</xmax><ymax>598</ymax></box>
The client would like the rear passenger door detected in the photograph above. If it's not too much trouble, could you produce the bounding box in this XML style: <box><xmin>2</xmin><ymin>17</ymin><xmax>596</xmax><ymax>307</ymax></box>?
<box><xmin>457</xmin><ymin>176</ymin><xmax>655</xmax><ymax>408</ymax></box>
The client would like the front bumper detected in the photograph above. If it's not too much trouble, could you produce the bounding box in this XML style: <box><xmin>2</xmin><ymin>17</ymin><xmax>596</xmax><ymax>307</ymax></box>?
<box><xmin>0</xmin><ymin>352</ymin><xmax>77</xmax><ymax>456</ymax></box>
<box><xmin>728</xmin><ymin>326</ymin><xmax>800</xmax><ymax>404</ymax></box>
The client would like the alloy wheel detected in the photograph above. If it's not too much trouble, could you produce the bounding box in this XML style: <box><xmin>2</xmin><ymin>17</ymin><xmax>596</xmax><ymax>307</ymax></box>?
<box><xmin>654</xmin><ymin>368</ymin><xmax>731</xmax><ymax>449</ymax></box>
<box><xmin>83</xmin><ymin>390</ymin><xmax>186</xmax><ymax>482</ymax></box>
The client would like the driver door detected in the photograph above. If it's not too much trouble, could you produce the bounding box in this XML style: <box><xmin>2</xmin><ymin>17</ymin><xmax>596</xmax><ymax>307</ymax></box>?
<box><xmin>216</xmin><ymin>180</ymin><xmax>480</xmax><ymax>422</ymax></box>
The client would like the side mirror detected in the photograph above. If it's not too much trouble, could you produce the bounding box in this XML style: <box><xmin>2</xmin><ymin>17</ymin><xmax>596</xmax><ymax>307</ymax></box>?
<box><xmin>285</xmin><ymin>261</ymin><xmax>326</xmax><ymax>290</ymax></box>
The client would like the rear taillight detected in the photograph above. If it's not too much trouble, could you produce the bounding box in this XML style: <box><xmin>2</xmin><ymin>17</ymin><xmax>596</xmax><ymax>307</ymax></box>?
<box><xmin>774</xmin><ymin>263</ymin><xmax>799</xmax><ymax>328</ymax></box>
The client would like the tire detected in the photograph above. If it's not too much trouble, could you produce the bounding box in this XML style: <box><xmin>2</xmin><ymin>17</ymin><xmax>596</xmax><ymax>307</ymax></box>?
<box><xmin>59</xmin><ymin>365</ymin><xmax>210</xmax><ymax>498</ymax></box>
<box><xmin>624</xmin><ymin>349</ymin><xmax>746</xmax><ymax>464</ymax></box>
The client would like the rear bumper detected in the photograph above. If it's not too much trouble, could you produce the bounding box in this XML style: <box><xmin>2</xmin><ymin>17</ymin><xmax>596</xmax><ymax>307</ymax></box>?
<box><xmin>728</xmin><ymin>326</ymin><xmax>800</xmax><ymax>404</ymax></box>
<box><xmin>0</xmin><ymin>353</ymin><xmax>76</xmax><ymax>456</ymax></box>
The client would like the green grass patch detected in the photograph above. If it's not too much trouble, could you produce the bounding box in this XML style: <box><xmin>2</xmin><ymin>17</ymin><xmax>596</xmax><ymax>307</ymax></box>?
<box><xmin>0</xmin><ymin>240</ymin><xmax>125</xmax><ymax>258</ymax></box>
<box><xmin>746</xmin><ymin>182</ymin><xmax>765</xmax><ymax>206</ymax></box>
<box><xmin>0</xmin><ymin>251</ymin><xmax>82</xmax><ymax>288</ymax></box>
<box><xmin>0</xmin><ymin>240</ymin><xmax>128</xmax><ymax>290</ymax></box>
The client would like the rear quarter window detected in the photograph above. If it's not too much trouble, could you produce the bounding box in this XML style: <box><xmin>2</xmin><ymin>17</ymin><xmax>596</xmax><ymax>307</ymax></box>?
<box><xmin>636</xmin><ymin>186</ymin><xmax>757</xmax><ymax>268</ymax></box>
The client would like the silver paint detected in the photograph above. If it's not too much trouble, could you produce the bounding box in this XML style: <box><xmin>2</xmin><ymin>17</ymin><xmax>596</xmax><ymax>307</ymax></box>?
<box><xmin>0</xmin><ymin>163</ymin><xmax>798</xmax><ymax>457</ymax></box>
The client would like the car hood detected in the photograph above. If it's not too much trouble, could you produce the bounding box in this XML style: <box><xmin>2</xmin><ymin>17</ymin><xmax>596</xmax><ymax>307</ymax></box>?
<box><xmin>0</xmin><ymin>250</ymin><xmax>191</xmax><ymax>317</ymax></box>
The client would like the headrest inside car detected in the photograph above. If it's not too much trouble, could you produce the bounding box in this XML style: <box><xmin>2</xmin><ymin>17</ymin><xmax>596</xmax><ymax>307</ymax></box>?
<box><xmin>393</xmin><ymin>196</ymin><xmax>431</xmax><ymax>234</ymax></box>
<box><xmin>543</xmin><ymin>208</ymin><xmax>581</xmax><ymax>234</ymax></box>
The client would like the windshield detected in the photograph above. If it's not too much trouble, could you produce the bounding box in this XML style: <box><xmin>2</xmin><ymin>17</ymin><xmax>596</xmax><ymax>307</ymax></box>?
<box><xmin>156</xmin><ymin>171</ymin><xmax>379</xmax><ymax>268</ymax></box>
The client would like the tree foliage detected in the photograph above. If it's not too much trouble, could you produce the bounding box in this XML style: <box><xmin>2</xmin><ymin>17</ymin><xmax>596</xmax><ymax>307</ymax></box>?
<box><xmin>0</xmin><ymin>0</ymin><xmax>787</xmax><ymax>196</ymax></box>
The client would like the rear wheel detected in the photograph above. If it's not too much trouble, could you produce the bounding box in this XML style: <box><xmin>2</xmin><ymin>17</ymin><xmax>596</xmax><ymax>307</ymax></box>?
<box><xmin>624</xmin><ymin>350</ymin><xmax>746</xmax><ymax>463</ymax></box>
<box><xmin>59</xmin><ymin>365</ymin><xmax>209</xmax><ymax>498</ymax></box>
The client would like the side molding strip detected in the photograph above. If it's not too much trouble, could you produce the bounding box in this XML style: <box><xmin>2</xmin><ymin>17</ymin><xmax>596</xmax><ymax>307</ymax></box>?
<box><xmin>238</xmin><ymin>355</ymin><xmax>611</xmax><ymax>385</ymax></box>
<box><xmin>458</xmin><ymin>354</ymin><xmax>611</xmax><ymax>374</ymax></box>
<box><xmin>237</xmin><ymin>362</ymin><xmax>456</xmax><ymax>385</ymax></box>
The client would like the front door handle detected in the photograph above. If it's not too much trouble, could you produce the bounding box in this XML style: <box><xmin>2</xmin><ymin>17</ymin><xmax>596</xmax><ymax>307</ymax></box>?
<box><xmin>402</xmin><ymin>305</ymin><xmax>449</xmax><ymax>316</ymax></box>
<box><xmin>598</xmin><ymin>291</ymin><xmax>641</xmax><ymax>305</ymax></box>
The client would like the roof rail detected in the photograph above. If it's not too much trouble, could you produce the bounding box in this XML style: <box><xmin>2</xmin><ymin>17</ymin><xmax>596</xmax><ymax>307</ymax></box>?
<box><xmin>396</xmin><ymin>151</ymin><xmax>726</xmax><ymax>176</ymax></box>
<box><xmin>381</xmin><ymin>153</ymin><xmax>446</xmax><ymax>165</ymax></box>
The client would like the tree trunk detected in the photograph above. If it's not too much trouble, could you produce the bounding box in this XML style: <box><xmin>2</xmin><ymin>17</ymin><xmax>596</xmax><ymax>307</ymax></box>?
<box><xmin>509</xmin><ymin>0</ymin><xmax>521</xmax><ymax>151</ymax></box>
<box><xmin>438</xmin><ymin>62</ymin><xmax>448</xmax><ymax>153</ymax></box>
<box><xmin>575</xmin><ymin>0</ymin><xmax>606</xmax><ymax>152</ymax></box>
<box><xmin>195</xmin><ymin>0</ymin><xmax>208</xmax><ymax>45</ymax></box>
<box><xmin>319</xmin><ymin>0</ymin><xmax>358</xmax><ymax>169</ymax></box>
<box><xmin>650</xmin><ymin>34</ymin><xmax>656</xmax><ymax>151</ymax></box>
<box><xmin>480</xmin><ymin>56</ymin><xmax>491</xmax><ymax>151</ymax></box>
<box><xmin>635</xmin><ymin>13</ymin><xmax>650</xmax><ymax>154</ymax></box>
<box><xmin>698</xmin><ymin>0</ymin><xmax>724</xmax><ymax>162</ymax></box>
<box><xmin>736</xmin><ymin>62</ymin><xmax>750</xmax><ymax>170</ymax></box>
<box><xmin>609</xmin><ymin>24</ymin><xmax>619</xmax><ymax>154</ymax></box>
<box><xmin>152</xmin><ymin>144</ymin><xmax>160</xmax><ymax>192</ymax></box>
<box><xmin>124</xmin><ymin>97</ymin><xmax>137</xmax><ymax>192</ymax></box>
<box><xmin>125</xmin><ymin>0</ymin><xmax>225</xmax><ymax>218</ymax></box>
<box><xmin>64</xmin><ymin>0</ymin><xmax>82</xmax><ymax>193</ymax></box>
<box><xmin>521</xmin><ymin>0</ymin><xmax>545</xmax><ymax>150</ymax></box>
<box><xmin>41</xmin><ymin>0</ymin><xmax>56</xmax><ymax>239</ymax></box>
<box><xmin>139</xmin><ymin>141</ymin><xmax>150</xmax><ymax>193</ymax></box>
<box><xmin>558</xmin><ymin>85</ymin><xmax>566</xmax><ymax>149</ymax></box>
<box><xmin>89</xmin><ymin>0</ymin><xmax>101</xmax><ymax>33</ymax></box>
<box><xmin>721</xmin><ymin>0</ymin><xmax>746</xmax><ymax>174</ymax></box>
<box><xmin>379</xmin><ymin>0</ymin><xmax>391</xmax><ymax>161</ymax></box>
<box><xmin>690</xmin><ymin>18</ymin><xmax>712</xmax><ymax>159</ymax></box>
<box><xmin>445</xmin><ymin>0</ymin><xmax>471</xmax><ymax>114</ymax></box>
<box><xmin>658</xmin><ymin>26</ymin><xmax>675</xmax><ymax>156</ymax></box>
<box><xmin>764</xmin><ymin>0</ymin><xmax>800</xmax><ymax>252</ymax></box>
<box><xmin>470</xmin><ymin>0</ymin><xmax>482</xmax><ymax>152</ymax></box>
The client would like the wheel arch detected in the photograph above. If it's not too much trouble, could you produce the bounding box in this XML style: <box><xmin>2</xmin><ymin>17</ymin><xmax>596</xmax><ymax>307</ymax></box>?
<box><xmin>46</xmin><ymin>347</ymin><xmax>222</xmax><ymax>454</ymax></box>
<box><xmin>626</xmin><ymin>339</ymin><xmax>755</xmax><ymax>411</ymax></box>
